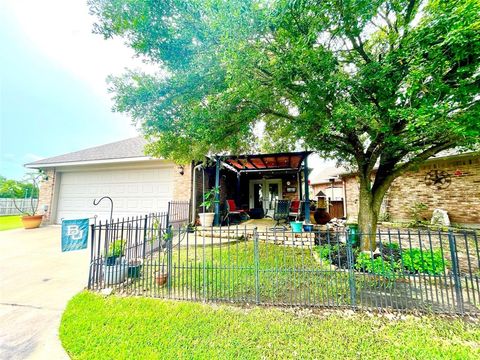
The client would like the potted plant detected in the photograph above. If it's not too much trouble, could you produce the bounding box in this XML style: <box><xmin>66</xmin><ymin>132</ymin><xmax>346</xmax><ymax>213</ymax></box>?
<box><xmin>103</xmin><ymin>239</ymin><xmax>127</xmax><ymax>285</ymax></box>
<box><xmin>127</xmin><ymin>259</ymin><xmax>143</xmax><ymax>278</ymax></box>
<box><xmin>155</xmin><ymin>231</ymin><xmax>173</xmax><ymax>286</ymax></box>
<box><xmin>155</xmin><ymin>263</ymin><xmax>169</xmax><ymax>286</ymax></box>
<box><xmin>1</xmin><ymin>172</ymin><xmax>47</xmax><ymax>229</ymax></box>
<box><xmin>198</xmin><ymin>187</ymin><xmax>219</xmax><ymax>227</ymax></box>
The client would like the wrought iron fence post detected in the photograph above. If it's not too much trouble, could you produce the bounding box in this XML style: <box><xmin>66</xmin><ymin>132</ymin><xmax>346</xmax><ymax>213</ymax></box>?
<box><xmin>166</xmin><ymin>201</ymin><xmax>171</xmax><ymax>228</ymax></box>
<box><xmin>166</xmin><ymin>225</ymin><xmax>173</xmax><ymax>296</ymax></box>
<box><xmin>142</xmin><ymin>215</ymin><xmax>148</xmax><ymax>259</ymax></box>
<box><xmin>88</xmin><ymin>223</ymin><xmax>95</xmax><ymax>289</ymax></box>
<box><xmin>448</xmin><ymin>231</ymin><xmax>464</xmax><ymax>314</ymax></box>
<box><xmin>253</xmin><ymin>227</ymin><xmax>260</xmax><ymax>304</ymax></box>
<box><xmin>346</xmin><ymin>228</ymin><xmax>357</xmax><ymax>308</ymax></box>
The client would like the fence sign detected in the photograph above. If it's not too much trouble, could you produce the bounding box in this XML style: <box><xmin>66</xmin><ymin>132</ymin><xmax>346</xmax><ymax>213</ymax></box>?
<box><xmin>62</xmin><ymin>219</ymin><xmax>89</xmax><ymax>252</ymax></box>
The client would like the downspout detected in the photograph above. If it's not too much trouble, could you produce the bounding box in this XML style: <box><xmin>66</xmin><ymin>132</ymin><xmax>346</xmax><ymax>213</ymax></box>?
<box><xmin>342</xmin><ymin>177</ymin><xmax>347</xmax><ymax>218</ymax></box>
<box><xmin>191</xmin><ymin>163</ymin><xmax>204</xmax><ymax>223</ymax></box>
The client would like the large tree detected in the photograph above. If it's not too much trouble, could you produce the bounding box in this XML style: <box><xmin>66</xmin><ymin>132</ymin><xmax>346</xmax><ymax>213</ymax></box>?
<box><xmin>90</xmin><ymin>0</ymin><xmax>480</xmax><ymax>250</ymax></box>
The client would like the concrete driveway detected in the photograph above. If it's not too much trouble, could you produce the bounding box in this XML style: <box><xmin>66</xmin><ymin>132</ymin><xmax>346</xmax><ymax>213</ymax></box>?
<box><xmin>0</xmin><ymin>226</ymin><xmax>89</xmax><ymax>359</ymax></box>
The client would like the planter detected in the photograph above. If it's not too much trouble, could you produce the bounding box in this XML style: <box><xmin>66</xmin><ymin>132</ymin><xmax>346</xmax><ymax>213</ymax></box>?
<box><xmin>314</xmin><ymin>208</ymin><xmax>331</xmax><ymax>225</ymax></box>
<box><xmin>303</xmin><ymin>224</ymin><xmax>314</xmax><ymax>232</ymax></box>
<box><xmin>128</xmin><ymin>260</ymin><xmax>143</xmax><ymax>278</ymax></box>
<box><xmin>105</xmin><ymin>256</ymin><xmax>118</xmax><ymax>266</ymax></box>
<box><xmin>103</xmin><ymin>261</ymin><xmax>127</xmax><ymax>285</ymax></box>
<box><xmin>21</xmin><ymin>215</ymin><xmax>43</xmax><ymax>229</ymax></box>
<box><xmin>155</xmin><ymin>271</ymin><xmax>168</xmax><ymax>286</ymax></box>
<box><xmin>290</xmin><ymin>221</ymin><xmax>303</xmax><ymax>233</ymax></box>
<box><xmin>199</xmin><ymin>212</ymin><xmax>215</xmax><ymax>227</ymax></box>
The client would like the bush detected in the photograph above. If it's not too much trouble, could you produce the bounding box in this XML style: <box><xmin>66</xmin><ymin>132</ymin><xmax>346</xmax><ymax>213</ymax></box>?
<box><xmin>318</xmin><ymin>243</ymin><xmax>449</xmax><ymax>277</ymax></box>
<box><xmin>107</xmin><ymin>239</ymin><xmax>126</xmax><ymax>258</ymax></box>
<box><xmin>316</xmin><ymin>243</ymin><xmax>356</xmax><ymax>269</ymax></box>
<box><xmin>401</xmin><ymin>248</ymin><xmax>449</xmax><ymax>275</ymax></box>
<box><xmin>355</xmin><ymin>252</ymin><xmax>399</xmax><ymax>279</ymax></box>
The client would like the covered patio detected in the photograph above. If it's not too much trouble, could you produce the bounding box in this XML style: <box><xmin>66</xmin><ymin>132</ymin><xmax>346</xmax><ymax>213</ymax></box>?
<box><xmin>194</xmin><ymin>151</ymin><xmax>313</xmax><ymax>226</ymax></box>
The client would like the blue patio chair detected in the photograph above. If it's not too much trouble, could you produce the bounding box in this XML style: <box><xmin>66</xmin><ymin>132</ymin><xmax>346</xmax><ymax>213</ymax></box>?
<box><xmin>271</xmin><ymin>200</ymin><xmax>291</xmax><ymax>230</ymax></box>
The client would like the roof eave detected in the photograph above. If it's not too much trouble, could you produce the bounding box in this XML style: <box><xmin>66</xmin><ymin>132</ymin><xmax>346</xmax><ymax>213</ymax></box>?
<box><xmin>25</xmin><ymin>156</ymin><xmax>156</xmax><ymax>169</ymax></box>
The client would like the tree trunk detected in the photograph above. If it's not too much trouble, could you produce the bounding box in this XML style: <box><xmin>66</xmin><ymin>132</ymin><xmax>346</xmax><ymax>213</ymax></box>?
<box><xmin>357</xmin><ymin>177</ymin><xmax>385</xmax><ymax>251</ymax></box>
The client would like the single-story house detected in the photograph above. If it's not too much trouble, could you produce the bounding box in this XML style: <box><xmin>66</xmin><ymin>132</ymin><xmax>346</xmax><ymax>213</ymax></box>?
<box><xmin>310</xmin><ymin>152</ymin><xmax>480</xmax><ymax>227</ymax></box>
<box><xmin>27</xmin><ymin>137</ymin><xmax>313</xmax><ymax>224</ymax></box>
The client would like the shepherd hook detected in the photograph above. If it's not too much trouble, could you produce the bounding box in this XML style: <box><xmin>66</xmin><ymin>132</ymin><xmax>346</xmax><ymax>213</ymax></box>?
<box><xmin>93</xmin><ymin>196</ymin><xmax>114</xmax><ymax>222</ymax></box>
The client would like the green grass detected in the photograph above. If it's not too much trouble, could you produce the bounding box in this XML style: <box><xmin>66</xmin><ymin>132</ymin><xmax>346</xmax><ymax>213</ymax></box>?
<box><xmin>131</xmin><ymin>241</ymin><xmax>351</xmax><ymax>305</ymax></box>
<box><xmin>60</xmin><ymin>291</ymin><xmax>480</xmax><ymax>360</ymax></box>
<box><xmin>0</xmin><ymin>215</ymin><xmax>23</xmax><ymax>231</ymax></box>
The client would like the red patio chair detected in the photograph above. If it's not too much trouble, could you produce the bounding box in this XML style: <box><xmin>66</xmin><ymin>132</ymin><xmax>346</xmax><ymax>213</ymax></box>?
<box><xmin>289</xmin><ymin>199</ymin><xmax>302</xmax><ymax>221</ymax></box>
<box><xmin>224</xmin><ymin>199</ymin><xmax>249</xmax><ymax>225</ymax></box>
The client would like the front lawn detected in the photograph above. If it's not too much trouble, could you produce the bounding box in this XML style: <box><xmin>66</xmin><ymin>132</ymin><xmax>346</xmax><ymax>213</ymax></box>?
<box><xmin>60</xmin><ymin>291</ymin><xmax>480</xmax><ymax>360</ymax></box>
<box><xmin>0</xmin><ymin>215</ymin><xmax>23</xmax><ymax>231</ymax></box>
<box><xmin>126</xmin><ymin>241</ymin><xmax>351</xmax><ymax>305</ymax></box>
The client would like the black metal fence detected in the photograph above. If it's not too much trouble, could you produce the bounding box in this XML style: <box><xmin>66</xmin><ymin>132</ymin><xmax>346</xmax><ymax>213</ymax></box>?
<box><xmin>88</xmin><ymin>217</ymin><xmax>480</xmax><ymax>315</ymax></box>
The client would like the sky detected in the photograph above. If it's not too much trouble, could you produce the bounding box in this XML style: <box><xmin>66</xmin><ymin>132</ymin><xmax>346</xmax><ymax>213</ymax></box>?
<box><xmin>0</xmin><ymin>0</ymin><xmax>332</xmax><ymax>181</ymax></box>
<box><xmin>0</xmin><ymin>0</ymin><xmax>144</xmax><ymax>179</ymax></box>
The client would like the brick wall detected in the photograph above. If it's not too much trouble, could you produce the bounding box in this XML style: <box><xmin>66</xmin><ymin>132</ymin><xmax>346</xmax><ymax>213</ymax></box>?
<box><xmin>37</xmin><ymin>169</ymin><xmax>56</xmax><ymax>223</ymax></box>
<box><xmin>172</xmin><ymin>163</ymin><xmax>193</xmax><ymax>202</ymax></box>
<box><xmin>343</xmin><ymin>154</ymin><xmax>480</xmax><ymax>226</ymax></box>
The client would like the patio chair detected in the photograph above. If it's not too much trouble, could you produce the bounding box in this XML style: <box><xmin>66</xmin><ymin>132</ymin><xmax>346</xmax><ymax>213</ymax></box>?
<box><xmin>289</xmin><ymin>200</ymin><xmax>302</xmax><ymax>221</ymax></box>
<box><xmin>271</xmin><ymin>200</ymin><xmax>291</xmax><ymax>230</ymax></box>
<box><xmin>223</xmin><ymin>199</ymin><xmax>249</xmax><ymax>225</ymax></box>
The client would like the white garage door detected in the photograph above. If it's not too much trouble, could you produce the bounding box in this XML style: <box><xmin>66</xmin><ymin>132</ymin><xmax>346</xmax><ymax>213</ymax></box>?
<box><xmin>55</xmin><ymin>166</ymin><xmax>174</xmax><ymax>223</ymax></box>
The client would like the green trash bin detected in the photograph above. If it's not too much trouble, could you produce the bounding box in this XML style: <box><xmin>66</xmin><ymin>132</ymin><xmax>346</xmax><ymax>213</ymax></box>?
<box><xmin>346</xmin><ymin>223</ymin><xmax>359</xmax><ymax>246</ymax></box>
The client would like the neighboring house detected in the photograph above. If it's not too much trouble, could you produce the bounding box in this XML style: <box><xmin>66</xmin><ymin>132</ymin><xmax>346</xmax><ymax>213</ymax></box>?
<box><xmin>27</xmin><ymin>137</ymin><xmax>313</xmax><ymax>224</ymax></box>
<box><xmin>26</xmin><ymin>137</ymin><xmax>191</xmax><ymax>224</ymax></box>
<box><xmin>310</xmin><ymin>152</ymin><xmax>480</xmax><ymax>227</ymax></box>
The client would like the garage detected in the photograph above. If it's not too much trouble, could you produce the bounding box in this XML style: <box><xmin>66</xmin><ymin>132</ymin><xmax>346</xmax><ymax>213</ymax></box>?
<box><xmin>25</xmin><ymin>137</ymin><xmax>185</xmax><ymax>224</ymax></box>
<box><xmin>55</xmin><ymin>166</ymin><xmax>174</xmax><ymax>223</ymax></box>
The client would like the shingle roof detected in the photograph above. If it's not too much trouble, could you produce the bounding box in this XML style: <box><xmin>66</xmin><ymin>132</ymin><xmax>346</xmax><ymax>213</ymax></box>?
<box><xmin>26</xmin><ymin>136</ymin><xmax>149</xmax><ymax>167</ymax></box>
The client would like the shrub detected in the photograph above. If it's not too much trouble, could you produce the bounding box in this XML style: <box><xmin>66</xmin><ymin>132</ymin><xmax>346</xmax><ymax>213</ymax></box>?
<box><xmin>401</xmin><ymin>248</ymin><xmax>449</xmax><ymax>275</ymax></box>
<box><xmin>316</xmin><ymin>243</ymin><xmax>356</xmax><ymax>268</ymax></box>
<box><xmin>107</xmin><ymin>239</ymin><xmax>126</xmax><ymax>258</ymax></box>
<box><xmin>355</xmin><ymin>252</ymin><xmax>399</xmax><ymax>279</ymax></box>
<box><xmin>317</xmin><ymin>244</ymin><xmax>338</xmax><ymax>261</ymax></box>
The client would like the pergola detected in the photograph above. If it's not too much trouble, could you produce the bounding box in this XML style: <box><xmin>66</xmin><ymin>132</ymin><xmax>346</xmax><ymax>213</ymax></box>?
<box><xmin>211</xmin><ymin>151</ymin><xmax>312</xmax><ymax>225</ymax></box>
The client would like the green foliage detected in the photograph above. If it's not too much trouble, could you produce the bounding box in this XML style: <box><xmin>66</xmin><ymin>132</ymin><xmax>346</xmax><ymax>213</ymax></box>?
<box><xmin>89</xmin><ymin>0</ymin><xmax>480</xmax><ymax>163</ymax></box>
<box><xmin>107</xmin><ymin>239</ymin><xmax>126</xmax><ymax>258</ymax></box>
<box><xmin>0</xmin><ymin>172</ymin><xmax>46</xmax><ymax>215</ymax></box>
<box><xmin>0</xmin><ymin>176</ymin><xmax>39</xmax><ymax>199</ymax></box>
<box><xmin>355</xmin><ymin>252</ymin><xmax>399</xmax><ymax>279</ymax></box>
<box><xmin>200</xmin><ymin>186</ymin><xmax>219</xmax><ymax>212</ymax></box>
<box><xmin>60</xmin><ymin>291</ymin><xmax>480</xmax><ymax>359</ymax></box>
<box><xmin>317</xmin><ymin>244</ymin><xmax>339</xmax><ymax>261</ymax></box>
<box><xmin>401</xmin><ymin>248</ymin><xmax>449</xmax><ymax>275</ymax></box>
<box><xmin>318</xmin><ymin>241</ymin><xmax>449</xmax><ymax>277</ymax></box>
<box><xmin>89</xmin><ymin>0</ymin><xmax>480</xmax><ymax>235</ymax></box>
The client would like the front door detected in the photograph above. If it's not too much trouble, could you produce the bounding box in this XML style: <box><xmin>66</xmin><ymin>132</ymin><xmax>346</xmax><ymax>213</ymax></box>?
<box><xmin>249</xmin><ymin>179</ymin><xmax>282</xmax><ymax>215</ymax></box>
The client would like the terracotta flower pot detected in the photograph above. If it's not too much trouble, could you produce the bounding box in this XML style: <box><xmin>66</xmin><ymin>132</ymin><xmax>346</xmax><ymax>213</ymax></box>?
<box><xmin>155</xmin><ymin>271</ymin><xmax>168</xmax><ymax>286</ymax></box>
<box><xmin>21</xmin><ymin>215</ymin><xmax>43</xmax><ymax>229</ymax></box>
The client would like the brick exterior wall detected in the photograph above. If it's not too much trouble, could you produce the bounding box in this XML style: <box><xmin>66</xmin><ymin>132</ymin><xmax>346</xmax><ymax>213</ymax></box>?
<box><xmin>172</xmin><ymin>163</ymin><xmax>193</xmax><ymax>202</ymax></box>
<box><xmin>342</xmin><ymin>154</ymin><xmax>480</xmax><ymax>226</ymax></box>
<box><xmin>37</xmin><ymin>169</ymin><xmax>56</xmax><ymax>224</ymax></box>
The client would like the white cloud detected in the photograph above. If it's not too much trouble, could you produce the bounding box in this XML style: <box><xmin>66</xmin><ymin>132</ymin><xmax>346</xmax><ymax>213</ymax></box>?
<box><xmin>4</xmin><ymin>0</ymin><xmax>149</xmax><ymax>100</ymax></box>
<box><xmin>3</xmin><ymin>0</ymin><xmax>157</xmax><ymax>139</ymax></box>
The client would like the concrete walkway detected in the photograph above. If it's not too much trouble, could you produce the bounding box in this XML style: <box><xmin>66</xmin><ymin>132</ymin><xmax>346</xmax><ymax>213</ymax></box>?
<box><xmin>0</xmin><ymin>226</ymin><xmax>89</xmax><ymax>359</ymax></box>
